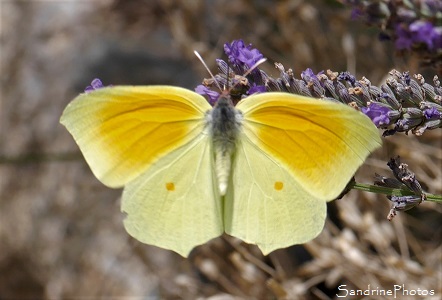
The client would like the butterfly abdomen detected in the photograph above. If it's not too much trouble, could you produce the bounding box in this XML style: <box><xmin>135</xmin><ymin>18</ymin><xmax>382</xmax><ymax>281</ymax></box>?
<box><xmin>209</xmin><ymin>95</ymin><xmax>242</xmax><ymax>196</ymax></box>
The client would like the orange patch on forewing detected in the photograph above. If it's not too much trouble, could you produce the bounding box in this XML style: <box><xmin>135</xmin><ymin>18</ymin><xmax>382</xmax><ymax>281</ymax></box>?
<box><xmin>166</xmin><ymin>182</ymin><xmax>175</xmax><ymax>191</ymax></box>
<box><xmin>274</xmin><ymin>181</ymin><xmax>284</xmax><ymax>191</ymax></box>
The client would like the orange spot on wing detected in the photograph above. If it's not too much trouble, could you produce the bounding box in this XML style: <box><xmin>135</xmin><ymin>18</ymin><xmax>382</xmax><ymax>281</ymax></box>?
<box><xmin>166</xmin><ymin>182</ymin><xmax>175</xmax><ymax>191</ymax></box>
<box><xmin>274</xmin><ymin>181</ymin><xmax>284</xmax><ymax>191</ymax></box>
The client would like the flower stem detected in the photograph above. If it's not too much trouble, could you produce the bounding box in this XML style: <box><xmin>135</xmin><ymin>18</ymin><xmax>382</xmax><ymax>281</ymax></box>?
<box><xmin>350</xmin><ymin>181</ymin><xmax>442</xmax><ymax>203</ymax></box>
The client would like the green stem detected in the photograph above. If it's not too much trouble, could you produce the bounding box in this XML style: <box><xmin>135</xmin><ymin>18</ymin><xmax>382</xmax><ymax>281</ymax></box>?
<box><xmin>350</xmin><ymin>182</ymin><xmax>442</xmax><ymax>203</ymax></box>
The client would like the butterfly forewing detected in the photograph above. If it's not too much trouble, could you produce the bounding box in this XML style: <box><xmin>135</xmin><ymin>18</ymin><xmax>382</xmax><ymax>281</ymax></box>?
<box><xmin>236</xmin><ymin>92</ymin><xmax>382</xmax><ymax>201</ymax></box>
<box><xmin>60</xmin><ymin>86</ymin><xmax>212</xmax><ymax>188</ymax></box>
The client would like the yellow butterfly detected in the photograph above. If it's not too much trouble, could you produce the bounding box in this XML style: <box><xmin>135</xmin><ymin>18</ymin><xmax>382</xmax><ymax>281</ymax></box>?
<box><xmin>60</xmin><ymin>85</ymin><xmax>381</xmax><ymax>257</ymax></box>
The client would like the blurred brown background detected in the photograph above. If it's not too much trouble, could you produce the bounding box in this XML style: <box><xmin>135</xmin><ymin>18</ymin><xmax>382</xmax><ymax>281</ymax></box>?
<box><xmin>1</xmin><ymin>1</ymin><xmax>441</xmax><ymax>299</ymax></box>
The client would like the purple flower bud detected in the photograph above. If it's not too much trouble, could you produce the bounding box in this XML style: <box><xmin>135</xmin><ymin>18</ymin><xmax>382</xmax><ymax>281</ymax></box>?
<box><xmin>395</xmin><ymin>21</ymin><xmax>442</xmax><ymax>51</ymax></box>
<box><xmin>409</xmin><ymin>20</ymin><xmax>440</xmax><ymax>50</ymax></box>
<box><xmin>424</xmin><ymin>0</ymin><xmax>442</xmax><ymax>12</ymax></box>
<box><xmin>224</xmin><ymin>40</ymin><xmax>264</xmax><ymax>68</ymax></box>
<box><xmin>85</xmin><ymin>78</ymin><xmax>105</xmax><ymax>92</ymax></box>
<box><xmin>401</xmin><ymin>71</ymin><xmax>411</xmax><ymax>85</ymax></box>
<box><xmin>248</xmin><ymin>84</ymin><xmax>266</xmax><ymax>95</ymax></box>
<box><xmin>390</xmin><ymin>195</ymin><xmax>422</xmax><ymax>211</ymax></box>
<box><xmin>381</xmin><ymin>156</ymin><xmax>426</xmax><ymax>220</ymax></box>
<box><xmin>337</xmin><ymin>71</ymin><xmax>356</xmax><ymax>85</ymax></box>
<box><xmin>301</xmin><ymin>68</ymin><xmax>325</xmax><ymax>97</ymax></box>
<box><xmin>338</xmin><ymin>87</ymin><xmax>352</xmax><ymax>104</ymax></box>
<box><xmin>388</xmin><ymin>194</ymin><xmax>423</xmax><ymax>220</ymax></box>
<box><xmin>432</xmin><ymin>27</ymin><xmax>442</xmax><ymax>50</ymax></box>
<box><xmin>301</xmin><ymin>68</ymin><xmax>315</xmax><ymax>79</ymax></box>
<box><xmin>362</xmin><ymin>102</ymin><xmax>392</xmax><ymax>127</ymax></box>
<box><xmin>301</xmin><ymin>68</ymin><xmax>324</xmax><ymax>83</ymax></box>
<box><xmin>195</xmin><ymin>85</ymin><xmax>220</xmax><ymax>106</ymax></box>
<box><xmin>424</xmin><ymin>107</ymin><xmax>441</xmax><ymax>119</ymax></box>
<box><xmin>395</xmin><ymin>24</ymin><xmax>413</xmax><ymax>50</ymax></box>
<box><xmin>387</xmin><ymin>157</ymin><xmax>424</xmax><ymax>195</ymax></box>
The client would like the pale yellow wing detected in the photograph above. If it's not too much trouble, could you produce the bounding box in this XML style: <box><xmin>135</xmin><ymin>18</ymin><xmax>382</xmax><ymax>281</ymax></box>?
<box><xmin>225</xmin><ymin>92</ymin><xmax>381</xmax><ymax>254</ymax></box>
<box><xmin>122</xmin><ymin>131</ymin><xmax>223</xmax><ymax>257</ymax></box>
<box><xmin>224</xmin><ymin>134</ymin><xmax>327</xmax><ymax>255</ymax></box>
<box><xmin>235</xmin><ymin>92</ymin><xmax>381</xmax><ymax>201</ymax></box>
<box><xmin>60</xmin><ymin>86</ymin><xmax>211</xmax><ymax>188</ymax></box>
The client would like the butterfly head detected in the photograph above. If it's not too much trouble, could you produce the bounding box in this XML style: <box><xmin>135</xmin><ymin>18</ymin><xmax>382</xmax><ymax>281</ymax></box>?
<box><xmin>195</xmin><ymin>40</ymin><xmax>267</xmax><ymax>107</ymax></box>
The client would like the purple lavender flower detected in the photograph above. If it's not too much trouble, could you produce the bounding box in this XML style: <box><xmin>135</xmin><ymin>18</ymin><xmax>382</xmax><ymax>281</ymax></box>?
<box><xmin>85</xmin><ymin>78</ymin><xmax>105</xmax><ymax>93</ymax></box>
<box><xmin>424</xmin><ymin>0</ymin><xmax>442</xmax><ymax>12</ymax></box>
<box><xmin>395</xmin><ymin>24</ymin><xmax>414</xmax><ymax>50</ymax></box>
<box><xmin>395</xmin><ymin>21</ymin><xmax>442</xmax><ymax>51</ymax></box>
<box><xmin>195</xmin><ymin>85</ymin><xmax>220</xmax><ymax>105</ymax></box>
<box><xmin>409</xmin><ymin>20</ymin><xmax>440</xmax><ymax>50</ymax></box>
<box><xmin>424</xmin><ymin>107</ymin><xmax>441</xmax><ymax>119</ymax></box>
<box><xmin>362</xmin><ymin>102</ymin><xmax>392</xmax><ymax>127</ymax></box>
<box><xmin>224</xmin><ymin>40</ymin><xmax>264</xmax><ymax>68</ymax></box>
<box><xmin>248</xmin><ymin>84</ymin><xmax>266</xmax><ymax>95</ymax></box>
<box><xmin>301</xmin><ymin>68</ymin><xmax>324</xmax><ymax>83</ymax></box>
<box><xmin>301</xmin><ymin>68</ymin><xmax>315</xmax><ymax>79</ymax></box>
<box><xmin>300</xmin><ymin>68</ymin><xmax>326</xmax><ymax>97</ymax></box>
<box><xmin>387</xmin><ymin>193</ymin><xmax>422</xmax><ymax>220</ymax></box>
<box><xmin>344</xmin><ymin>0</ymin><xmax>441</xmax><ymax>68</ymax></box>
<box><xmin>432</xmin><ymin>27</ymin><xmax>442</xmax><ymax>50</ymax></box>
<box><xmin>338</xmin><ymin>71</ymin><xmax>356</xmax><ymax>85</ymax></box>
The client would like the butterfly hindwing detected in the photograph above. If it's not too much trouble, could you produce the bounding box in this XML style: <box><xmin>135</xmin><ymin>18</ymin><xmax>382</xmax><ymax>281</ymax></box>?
<box><xmin>224</xmin><ymin>133</ymin><xmax>326</xmax><ymax>255</ymax></box>
<box><xmin>122</xmin><ymin>131</ymin><xmax>223</xmax><ymax>257</ymax></box>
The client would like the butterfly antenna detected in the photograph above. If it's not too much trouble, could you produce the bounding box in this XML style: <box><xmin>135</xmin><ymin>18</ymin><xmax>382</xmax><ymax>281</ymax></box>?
<box><xmin>229</xmin><ymin>57</ymin><xmax>267</xmax><ymax>91</ymax></box>
<box><xmin>243</xmin><ymin>58</ymin><xmax>267</xmax><ymax>78</ymax></box>
<box><xmin>226</xmin><ymin>64</ymin><xmax>230</xmax><ymax>90</ymax></box>
<box><xmin>194</xmin><ymin>50</ymin><xmax>222</xmax><ymax>91</ymax></box>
